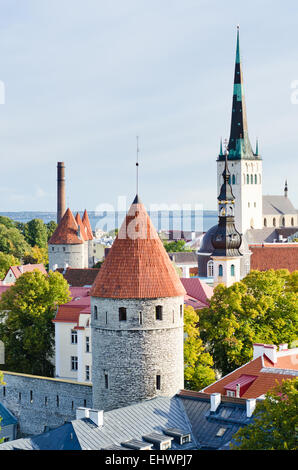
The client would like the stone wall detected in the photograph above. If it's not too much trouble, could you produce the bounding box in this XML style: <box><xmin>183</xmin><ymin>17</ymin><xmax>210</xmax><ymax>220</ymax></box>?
<box><xmin>1</xmin><ymin>371</ymin><xmax>92</xmax><ymax>436</ymax></box>
<box><xmin>48</xmin><ymin>243</ymin><xmax>86</xmax><ymax>270</ymax></box>
<box><xmin>91</xmin><ymin>296</ymin><xmax>184</xmax><ymax>411</ymax></box>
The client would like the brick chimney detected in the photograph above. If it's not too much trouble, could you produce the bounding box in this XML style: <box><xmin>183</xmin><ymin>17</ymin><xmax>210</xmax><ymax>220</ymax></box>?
<box><xmin>253</xmin><ymin>343</ymin><xmax>277</xmax><ymax>364</ymax></box>
<box><xmin>57</xmin><ymin>162</ymin><xmax>66</xmax><ymax>224</ymax></box>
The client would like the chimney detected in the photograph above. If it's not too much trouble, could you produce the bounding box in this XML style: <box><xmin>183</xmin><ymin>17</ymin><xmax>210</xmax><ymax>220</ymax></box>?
<box><xmin>57</xmin><ymin>162</ymin><xmax>66</xmax><ymax>224</ymax></box>
<box><xmin>76</xmin><ymin>407</ymin><xmax>90</xmax><ymax>420</ymax></box>
<box><xmin>63</xmin><ymin>263</ymin><xmax>69</xmax><ymax>275</ymax></box>
<box><xmin>53</xmin><ymin>264</ymin><xmax>58</xmax><ymax>271</ymax></box>
<box><xmin>236</xmin><ymin>383</ymin><xmax>240</xmax><ymax>398</ymax></box>
<box><xmin>279</xmin><ymin>344</ymin><xmax>288</xmax><ymax>351</ymax></box>
<box><xmin>88</xmin><ymin>409</ymin><xmax>103</xmax><ymax>427</ymax></box>
<box><xmin>246</xmin><ymin>399</ymin><xmax>256</xmax><ymax>418</ymax></box>
<box><xmin>210</xmin><ymin>393</ymin><xmax>221</xmax><ymax>412</ymax></box>
<box><xmin>19</xmin><ymin>266</ymin><xmax>24</xmax><ymax>274</ymax></box>
<box><xmin>253</xmin><ymin>343</ymin><xmax>277</xmax><ymax>364</ymax></box>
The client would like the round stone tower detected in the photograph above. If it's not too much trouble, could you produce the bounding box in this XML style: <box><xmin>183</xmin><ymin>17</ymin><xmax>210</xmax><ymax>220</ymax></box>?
<box><xmin>90</xmin><ymin>195</ymin><xmax>186</xmax><ymax>411</ymax></box>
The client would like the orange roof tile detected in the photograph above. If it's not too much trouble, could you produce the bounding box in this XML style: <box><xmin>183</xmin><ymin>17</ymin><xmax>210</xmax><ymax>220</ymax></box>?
<box><xmin>75</xmin><ymin>213</ymin><xmax>88</xmax><ymax>242</ymax></box>
<box><xmin>82</xmin><ymin>210</ymin><xmax>93</xmax><ymax>240</ymax></box>
<box><xmin>90</xmin><ymin>196</ymin><xmax>186</xmax><ymax>299</ymax></box>
<box><xmin>250</xmin><ymin>244</ymin><xmax>298</xmax><ymax>272</ymax></box>
<box><xmin>48</xmin><ymin>208</ymin><xmax>83</xmax><ymax>245</ymax></box>
<box><xmin>9</xmin><ymin>264</ymin><xmax>47</xmax><ymax>279</ymax></box>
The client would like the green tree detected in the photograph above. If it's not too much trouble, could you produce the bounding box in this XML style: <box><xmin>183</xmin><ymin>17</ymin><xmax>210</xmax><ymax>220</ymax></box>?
<box><xmin>46</xmin><ymin>221</ymin><xmax>58</xmax><ymax>241</ymax></box>
<box><xmin>0</xmin><ymin>224</ymin><xmax>32</xmax><ymax>259</ymax></box>
<box><xmin>0</xmin><ymin>270</ymin><xmax>71</xmax><ymax>377</ymax></box>
<box><xmin>200</xmin><ymin>270</ymin><xmax>298</xmax><ymax>376</ymax></box>
<box><xmin>231</xmin><ymin>378</ymin><xmax>298</xmax><ymax>450</ymax></box>
<box><xmin>163</xmin><ymin>240</ymin><xmax>192</xmax><ymax>253</ymax></box>
<box><xmin>26</xmin><ymin>219</ymin><xmax>48</xmax><ymax>248</ymax></box>
<box><xmin>184</xmin><ymin>306</ymin><xmax>215</xmax><ymax>390</ymax></box>
<box><xmin>0</xmin><ymin>252</ymin><xmax>20</xmax><ymax>280</ymax></box>
<box><xmin>0</xmin><ymin>216</ymin><xmax>17</xmax><ymax>229</ymax></box>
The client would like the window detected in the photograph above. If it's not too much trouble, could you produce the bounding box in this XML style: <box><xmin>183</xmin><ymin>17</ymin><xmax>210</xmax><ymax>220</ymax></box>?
<box><xmin>216</xmin><ymin>427</ymin><xmax>227</xmax><ymax>437</ymax></box>
<box><xmin>254</xmin><ymin>174</ymin><xmax>257</xmax><ymax>184</ymax></box>
<box><xmin>84</xmin><ymin>399</ymin><xmax>87</xmax><ymax>407</ymax></box>
<box><xmin>180</xmin><ymin>305</ymin><xmax>183</xmax><ymax>318</ymax></box>
<box><xmin>71</xmin><ymin>401</ymin><xmax>74</xmax><ymax>410</ymax></box>
<box><xmin>282</xmin><ymin>217</ymin><xmax>285</xmax><ymax>227</ymax></box>
<box><xmin>30</xmin><ymin>391</ymin><xmax>33</xmax><ymax>404</ymax></box>
<box><xmin>207</xmin><ymin>260</ymin><xmax>214</xmax><ymax>277</ymax></box>
<box><xmin>94</xmin><ymin>305</ymin><xmax>98</xmax><ymax>320</ymax></box>
<box><xmin>231</xmin><ymin>264</ymin><xmax>235</xmax><ymax>276</ymax></box>
<box><xmin>3</xmin><ymin>437</ymin><xmax>10</xmax><ymax>443</ymax></box>
<box><xmin>56</xmin><ymin>395</ymin><xmax>59</xmax><ymax>407</ymax></box>
<box><xmin>273</xmin><ymin>218</ymin><xmax>276</xmax><ymax>227</ymax></box>
<box><xmin>172</xmin><ymin>310</ymin><xmax>175</xmax><ymax>323</ymax></box>
<box><xmin>71</xmin><ymin>330</ymin><xmax>78</xmax><ymax>344</ymax></box>
<box><xmin>45</xmin><ymin>396</ymin><xmax>48</xmax><ymax>406</ymax></box>
<box><xmin>86</xmin><ymin>365</ymin><xmax>90</xmax><ymax>381</ymax></box>
<box><xmin>254</xmin><ymin>202</ymin><xmax>256</xmax><ymax>208</ymax></box>
<box><xmin>248</xmin><ymin>202</ymin><xmax>250</xmax><ymax>208</ymax></box>
<box><xmin>52</xmin><ymin>247</ymin><xmax>54</xmax><ymax>251</ymax></box>
<box><xmin>63</xmin><ymin>247</ymin><xmax>66</xmax><ymax>252</ymax></box>
<box><xmin>291</xmin><ymin>217</ymin><xmax>294</xmax><ymax>226</ymax></box>
<box><xmin>19</xmin><ymin>392</ymin><xmax>22</xmax><ymax>402</ymax></box>
<box><xmin>3</xmin><ymin>386</ymin><xmax>5</xmax><ymax>397</ymax></box>
<box><xmin>247</xmin><ymin>174</ymin><xmax>249</xmax><ymax>184</ymax></box>
<box><xmin>119</xmin><ymin>307</ymin><xmax>127</xmax><ymax>321</ymax></box>
<box><xmin>264</xmin><ymin>218</ymin><xmax>267</xmax><ymax>227</ymax></box>
<box><xmin>156</xmin><ymin>375</ymin><xmax>161</xmax><ymax>390</ymax></box>
<box><xmin>156</xmin><ymin>305</ymin><xmax>163</xmax><ymax>320</ymax></box>
<box><xmin>104</xmin><ymin>371</ymin><xmax>109</xmax><ymax>389</ymax></box>
<box><xmin>250</xmin><ymin>174</ymin><xmax>253</xmax><ymax>184</ymax></box>
<box><xmin>161</xmin><ymin>442</ymin><xmax>172</xmax><ymax>450</ymax></box>
<box><xmin>105</xmin><ymin>312</ymin><xmax>108</xmax><ymax>324</ymax></box>
<box><xmin>71</xmin><ymin>356</ymin><xmax>78</xmax><ymax>371</ymax></box>
<box><xmin>139</xmin><ymin>312</ymin><xmax>143</xmax><ymax>325</ymax></box>
<box><xmin>232</xmin><ymin>174</ymin><xmax>236</xmax><ymax>185</ymax></box>
<box><xmin>218</xmin><ymin>265</ymin><xmax>223</xmax><ymax>277</ymax></box>
<box><xmin>86</xmin><ymin>336</ymin><xmax>90</xmax><ymax>353</ymax></box>
<box><xmin>226</xmin><ymin>390</ymin><xmax>235</xmax><ymax>397</ymax></box>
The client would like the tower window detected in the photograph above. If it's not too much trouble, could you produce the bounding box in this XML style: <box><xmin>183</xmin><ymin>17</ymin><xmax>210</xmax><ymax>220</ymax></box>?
<box><xmin>30</xmin><ymin>391</ymin><xmax>33</xmax><ymax>404</ymax></box>
<box><xmin>254</xmin><ymin>174</ymin><xmax>257</xmax><ymax>184</ymax></box>
<box><xmin>156</xmin><ymin>375</ymin><xmax>161</xmax><ymax>390</ymax></box>
<box><xmin>180</xmin><ymin>304</ymin><xmax>183</xmax><ymax>318</ymax></box>
<box><xmin>254</xmin><ymin>202</ymin><xmax>256</xmax><ymax>208</ymax></box>
<box><xmin>264</xmin><ymin>218</ymin><xmax>267</xmax><ymax>227</ymax></box>
<box><xmin>45</xmin><ymin>396</ymin><xmax>48</xmax><ymax>406</ymax></box>
<box><xmin>207</xmin><ymin>260</ymin><xmax>214</xmax><ymax>277</ymax></box>
<box><xmin>250</xmin><ymin>174</ymin><xmax>253</xmax><ymax>184</ymax></box>
<box><xmin>231</xmin><ymin>264</ymin><xmax>235</xmax><ymax>276</ymax></box>
<box><xmin>291</xmin><ymin>217</ymin><xmax>294</xmax><ymax>226</ymax></box>
<box><xmin>71</xmin><ymin>329</ymin><xmax>78</xmax><ymax>344</ymax></box>
<box><xmin>248</xmin><ymin>202</ymin><xmax>250</xmax><ymax>208</ymax></box>
<box><xmin>86</xmin><ymin>336</ymin><xmax>90</xmax><ymax>353</ymax></box>
<box><xmin>218</xmin><ymin>265</ymin><xmax>223</xmax><ymax>277</ymax></box>
<box><xmin>282</xmin><ymin>217</ymin><xmax>285</xmax><ymax>227</ymax></box>
<box><xmin>86</xmin><ymin>365</ymin><xmax>90</xmax><ymax>381</ymax></box>
<box><xmin>104</xmin><ymin>371</ymin><xmax>109</xmax><ymax>389</ymax></box>
<box><xmin>119</xmin><ymin>307</ymin><xmax>127</xmax><ymax>321</ymax></box>
<box><xmin>56</xmin><ymin>395</ymin><xmax>59</xmax><ymax>407</ymax></box>
<box><xmin>273</xmin><ymin>218</ymin><xmax>276</xmax><ymax>227</ymax></box>
<box><xmin>94</xmin><ymin>305</ymin><xmax>98</xmax><ymax>320</ymax></box>
<box><xmin>232</xmin><ymin>174</ymin><xmax>236</xmax><ymax>185</ymax></box>
<box><xmin>139</xmin><ymin>311</ymin><xmax>143</xmax><ymax>325</ymax></box>
<box><xmin>156</xmin><ymin>305</ymin><xmax>163</xmax><ymax>320</ymax></box>
<box><xmin>247</xmin><ymin>174</ymin><xmax>250</xmax><ymax>184</ymax></box>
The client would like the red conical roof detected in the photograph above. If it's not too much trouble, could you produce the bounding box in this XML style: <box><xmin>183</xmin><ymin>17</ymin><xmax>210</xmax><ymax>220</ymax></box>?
<box><xmin>90</xmin><ymin>196</ymin><xmax>186</xmax><ymax>299</ymax></box>
<box><xmin>49</xmin><ymin>208</ymin><xmax>83</xmax><ymax>245</ymax></box>
<box><xmin>82</xmin><ymin>209</ymin><xmax>93</xmax><ymax>240</ymax></box>
<box><xmin>75</xmin><ymin>212</ymin><xmax>88</xmax><ymax>242</ymax></box>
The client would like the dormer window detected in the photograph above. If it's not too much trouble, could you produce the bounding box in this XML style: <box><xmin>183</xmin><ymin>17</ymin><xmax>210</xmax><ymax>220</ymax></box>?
<box><xmin>119</xmin><ymin>307</ymin><xmax>127</xmax><ymax>321</ymax></box>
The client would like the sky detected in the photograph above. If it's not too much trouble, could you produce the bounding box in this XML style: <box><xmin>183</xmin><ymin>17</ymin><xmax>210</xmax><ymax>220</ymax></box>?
<box><xmin>0</xmin><ymin>0</ymin><xmax>298</xmax><ymax>213</ymax></box>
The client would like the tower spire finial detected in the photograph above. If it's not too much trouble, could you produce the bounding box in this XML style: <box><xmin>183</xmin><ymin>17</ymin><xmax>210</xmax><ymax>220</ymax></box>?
<box><xmin>136</xmin><ymin>135</ymin><xmax>139</xmax><ymax>196</ymax></box>
<box><xmin>284</xmin><ymin>179</ymin><xmax>288</xmax><ymax>197</ymax></box>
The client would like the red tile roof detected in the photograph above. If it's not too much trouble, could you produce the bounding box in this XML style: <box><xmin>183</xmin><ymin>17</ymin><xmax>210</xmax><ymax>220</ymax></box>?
<box><xmin>224</xmin><ymin>374</ymin><xmax>257</xmax><ymax>391</ymax></box>
<box><xmin>53</xmin><ymin>287</ymin><xmax>90</xmax><ymax>324</ymax></box>
<box><xmin>90</xmin><ymin>197</ymin><xmax>186</xmax><ymax>299</ymax></box>
<box><xmin>250</xmin><ymin>244</ymin><xmax>298</xmax><ymax>272</ymax></box>
<box><xmin>82</xmin><ymin>210</ymin><xmax>93</xmax><ymax>240</ymax></box>
<box><xmin>48</xmin><ymin>208</ymin><xmax>83</xmax><ymax>245</ymax></box>
<box><xmin>75</xmin><ymin>213</ymin><xmax>88</xmax><ymax>242</ymax></box>
<box><xmin>202</xmin><ymin>349</ymin><xmax>298</xmax><ymax>399</ymax></box>
<box><xmin>9</xmin><ymin>264</ymin><xmax>47</xmax><ymax>279</ymax></box>
<box><xmin>180</xmin><ymin>278</ymin><xmax>213</xmax><ymax>306</ymax></box>
<box><xmin>57</xmin><ymin>268</ymin><xmax>100</xmax><ymax>287</ymax></box>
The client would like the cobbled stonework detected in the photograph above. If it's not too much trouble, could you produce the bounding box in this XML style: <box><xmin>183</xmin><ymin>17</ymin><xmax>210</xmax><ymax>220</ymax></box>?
<box><xmin>91</xmin><ymin>296</ymin><xmax>185</xmax><ymax>411</ymax></box>
<box><xmin>0</xmin><ymin>371</ymin><xmax>92</xmax><ymax>436</ymax></box>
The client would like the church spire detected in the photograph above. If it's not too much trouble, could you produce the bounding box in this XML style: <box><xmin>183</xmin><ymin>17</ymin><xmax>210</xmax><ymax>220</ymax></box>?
<box><xmin>224</xmin><ymin>26</ymin><xmax>256</xmax><ymax>160</ymax></box>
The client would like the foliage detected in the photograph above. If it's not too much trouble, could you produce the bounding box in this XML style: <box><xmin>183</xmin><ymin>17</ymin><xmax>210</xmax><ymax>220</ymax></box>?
<box><xmin>46</xmin><ymin>221</ymin><xmax>58</xmax><ymax>241</ymax></box>
<box><xmin>0</xmin><ymin>252</ymin><xmax>20</xmax><ymax>280</ymax></box>
<box><xmin>184</xmin><ymin>306</ymin><xmax>215</xmax><ymax>390</ymax></box>
<box><xmin>0</xmin><ymin>216</ymin><xmax>17</xmax><ymax>229</ymax></box>
<box><xmin>26</xmin><ymin>219</ymin><xmax>48</xmax><ymax>248</ymax></box>
<box><xmin>93</xmin><ymin>260</ymin><xmax>104</xmax><ymax>269</ymax></box>
<box><xmin>0</xmin><ymin>224</ymin><xmax>32</xmax><ymax>259</ymax></box>
<box><xmin>0</xmin><ymin>270</ymin><xmax>71</xmax><ymax>377</ymax></box>
<box><xmin>23</xmin><ymin>246</ymin><xmax>49</xmax><ymax>268</ymax></box>
<box><xmin>231</xmin><ymin>378</ymin><xmax>298</xmax><ymax>450</ymax></box>
<box><xmin>199</xmin><ymin>269</ymin><xmax>298</xmax><ymax>376</ymax></box>
<box><xmin>163</xmin><ymin>240</ymin><xmax>192</xmax><ymax>253</ymax></box>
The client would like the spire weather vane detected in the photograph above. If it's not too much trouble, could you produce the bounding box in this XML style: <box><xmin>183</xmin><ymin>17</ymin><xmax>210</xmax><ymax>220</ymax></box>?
<box><xmin>136</xmin><ymin>136</ymin><xmax>140</xmax><ymax>195</ymax></box>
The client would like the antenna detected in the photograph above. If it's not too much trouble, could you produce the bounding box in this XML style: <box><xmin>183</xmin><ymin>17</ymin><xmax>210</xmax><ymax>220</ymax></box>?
<box><xmin>136</xmin><ymin>135</ymin><xmax>140</xmax><ymax>195</ymax></box>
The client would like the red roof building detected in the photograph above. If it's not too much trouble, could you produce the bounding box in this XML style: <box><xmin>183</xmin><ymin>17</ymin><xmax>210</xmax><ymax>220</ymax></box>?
<box><xmin>90</xmin><ymin>196</ymin><xmax>186</xmax><ymax>299</ymax></box>
<box><xmin>75</xmin><ymin>213</ymin><xmax>89</xmax><ymax>242</ymax></box>
<box><xmin>82</xmin><ymin>210</ymin><xmax>93</xmax><ymax>240</ymax></box>
<box><xmin>250</xmin><ymin>243</ymin><xmax>298</xmax><ymax>272</ymax></box>
<box><xmin>48</xmin><ymin>208</ymin><xmax>83</xmax><ymax>245</ymax></box>
<box><xmin>2</xmin><ymin>264</ymin><xmax>47</xmax><ymax>286</ymax></box>
<box><xmin>202</xmin><ymin>343</ymin><xmax>298</xmax><ymax>399</ymax></box>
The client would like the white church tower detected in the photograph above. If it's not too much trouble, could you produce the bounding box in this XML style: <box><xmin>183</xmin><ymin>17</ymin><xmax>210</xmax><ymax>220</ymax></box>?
<box><xmin>217</xmin><ymin>27</ymin><xmax>263</xmax><ymax>235</ymax></box>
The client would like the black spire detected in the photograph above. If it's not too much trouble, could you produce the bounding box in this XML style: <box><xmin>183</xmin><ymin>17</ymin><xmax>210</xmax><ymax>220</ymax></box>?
<box><xmin>211</xmin><ymin>152</ymin><xmax>242</xmax><ymax>256</ymax></box>
<box><xmin>219</xmin><ymin>27</ymin><xmax>258</xmax><ymax>161</ymax></box>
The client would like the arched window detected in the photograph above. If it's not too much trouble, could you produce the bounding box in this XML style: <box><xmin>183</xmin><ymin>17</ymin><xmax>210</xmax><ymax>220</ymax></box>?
<box><xmin>94</xmin><ymin>305</ymin><xmax>98</xmax><ymax>320</ymax></box>
<box><xmin>282</xmin><ymin>217</ymin><xmax>285</xmax><ymax>227</ymax></box>
<box><xmin>207</xmin><ymin>260</ymin><xmax>214</xmax><ymax>277</ymax></box>
<box><xmin>250</xmin><ymin>174</ymin><xmax>253</xmax><ymax>184</ymax></box>
<box><xmin>254</xmin><ymin>174</ymin><xmax>257</xmax><ymax>184</ymax></box>
<box><xmin>264</xmin><ymin>218</ymin><xmax>267</xmax><ymax>227</ymax></box>
<box><xmin>218</xmin><ymin>265</ymin><xmax>223</xmax><ymax>277</ymax></box>
<box><xmin>247</xmin><ymin>174</ymin><xmax>249</xmax><ymax>184</ymax></box>
<box><xmin>273</xmin><ymin>218</ymin><xmax>276</xmax><ymax>227</ymax></box>
<box><xmin>291</xmin><ymin>217</ymin><xmax>294</xmax><ymax>226</ymax></box>
<box><xmin>231</xmin><ymin>264</ymin><xmax>235</xmax><ymax>276</ymax></box>
<box><xmin>232</xmin><ymin>174</ymin><xmax>236</xmax><ymax>185</ymax></box>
